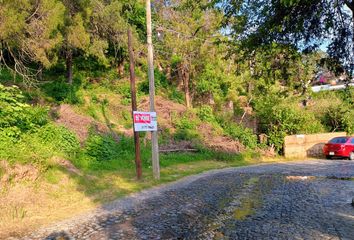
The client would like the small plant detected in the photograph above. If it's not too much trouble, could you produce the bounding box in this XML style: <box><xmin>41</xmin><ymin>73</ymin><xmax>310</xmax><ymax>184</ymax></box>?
<box><xmin>167</xmin><ymin>88</ymin><xmax>184</xmax><ymax>104</ymax></box>
<box><xmin>11</xmin><ymin>205</ymin><xmax>27</xmax><ymax>220</ymax></box>
<box><xmin>174</xmin><ymin>111</ymin><xmax>198</xmax><ymax>130</ymax></box>
<box><xmin>197</xmin><ymin>105</ymin><xmax>216</xmax><ymax>123</ymax></box>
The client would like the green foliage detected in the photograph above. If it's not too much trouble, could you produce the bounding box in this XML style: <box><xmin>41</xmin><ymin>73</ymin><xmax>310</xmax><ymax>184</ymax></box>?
<box><xmin>173</xmin><ymin>112</ymin><xmax>200</xmax><ymax>141</ymax></box>
<box><xmin>174</xmin><ymin>113</ymin><xmax>198</xmax><ymax>130</ymax></box>
<box><xmin>42</xmin><ymin>79</ymin><xmax>82</xmax><ymax>104</ymax></box>
<box><xmin>311</xmin><ymin>90</ymin><xmax>354</xmax><ymax>134</ymax></box>
<box><xmin>323</xmin><ymin>105</ymin><xmax>354</xmax><ymax>134</ymax></box>
<box><xmin>254</xmin><ymin>95</ymin><xmax>325</xmax><ymax>152</ymax></box>
<box><xmin>174</xmin><ymin>129</ymin><xmax>200</xmax><ymax>141</ymax></box>
<box><xmin>139</xmin><ymin>68</ymin><xmax>169</xmax><ymax>95</ymax></box>
<box><xmin>115</xmin><ymin>81</ymin><xmax>134</xmax><ymax>105</ymax></box>
<box><xmin>335</xmin><ymin>87</ymin><xmax>354</xmax><ymax>105</ymax></box>
<box><xmin>0</xmin><ymin>84</ymin><xmax>48</xmax><ymax>139</ymax></box>
<box><xmin>42</xmin><ymin>80</ymin><xmax>70</xmax><ymax>101</ymax></box>
<box><xmin>0</xmin><ymin>123</ymin><xmax>79</xmax><ymax>167</ymax></box>
<box><xmin>84</xmin><ymin>134</ymin><xmax>121</xmax><ymax>162</ymax></box>
<box><xmin>76</xmin><ymin>134</ymin><xmax>154</xmax><ymax>171</ymax></box>
<box><xmin>225</xmin><ymin>0</ymin><xmax>354</xmax><ymax>74</ymax></box>
<box><xmin>197</xmin><ymin>105</ymin><xmax>216</xmax><ymax>123</ymax></box>
<box><xmin>167</xmin><ymin>88</ymin><xmax>185</xmax><ymax>104</ymax></box>
<box><xmin>37</xmin><ymin>124</ymin><xmax>80</xmax><ymax>155</ymax></box>
<box><xmin>0</xmin><ymin>0</ymin><xmax>65</xmax><ymax>73</ymax></box>
<box><xmin>218</xmin><ymin>118</ymin><xmax>258</xmax><ymax>149</ymax></box>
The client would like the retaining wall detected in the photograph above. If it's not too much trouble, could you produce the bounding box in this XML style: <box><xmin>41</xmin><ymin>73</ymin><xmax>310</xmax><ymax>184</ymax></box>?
<box><xmin>284</xmin><ymin>132</ymin><xmax>347</xmax><ymax>158</ymax></box>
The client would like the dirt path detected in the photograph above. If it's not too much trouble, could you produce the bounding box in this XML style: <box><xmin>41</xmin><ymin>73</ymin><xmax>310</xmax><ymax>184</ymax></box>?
<box><xmin>19</xmin><ymin>160</ymin><xmax>354</xmax><ymax>240</ymax></box>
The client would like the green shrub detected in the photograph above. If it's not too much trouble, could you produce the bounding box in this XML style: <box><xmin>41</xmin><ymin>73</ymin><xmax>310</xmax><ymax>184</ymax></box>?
<box><xmin>218</xmin><ymin>118</ymin><xmax>258</xmax><ymax>149</ymax></box>
<box><xmin>85</xmin><ymin>134</ymin><xmax>117</xmax><ymax>161</ymax></box>
<box><xmin>81</xmin><ymin>134</ymin><xmax>154</xmax><ymax>170</ymax></box>
<box><xmin>197</xmin><ymin>105</ymin><xmax>216</xmax><ymax>123</ymax></box>
<box><xmin>42</xmin><ymin>79</ymin><xmax>82</xmax><ymax>104</ymax></box>
<box><xmin>37</xmin><ymin>124</ymin><xmax>80</xmax><ymax>155</ymax></box>
<box><xmin>174</xmin><ymin>128</ymin><xmax>200</xmax><ymax>141</ymax></box>
<box><xmin>172</xmin><ymin>111</ymin><xmax>200</xmax><ymax>141</ymax></box>
<box><xmin>342</xmin><ymin>110</ymin><xmax>354</xmax><ymax>134</ymax></box>
<box><xmin>335</xmin><ymin>87</ymin><xmax>354</xmax><ymax>105</ymax></box>
<box><xmin>42</xmin><ymin>80</ymin><xmax>70</xmax><ymax>102</ymax></box>
<box><xmin>174</xmin><ymin>112</ymin><xmax>198</xmax><ymax>130</ymax></box>
<box><xmin>254</xmin><ymin>95</ymin><xmax>325</xmax><ymax>153</ymax></box>
<box><xmin>0</xmin><ymin>84</ymin><xmax>48</xmax><ymax>140</ymax></box>
<box><xmin>0</xmin><ymin>124</ymin><xmax>79</xmax><ymax>167</ymax></box>
<box><xmin>167</xmin><ymin>88</ymin><xmax>184</xmax><ymax>104</ymax></box>
<box><xmin>115</xmin><ymin>82</ymin><xmax>131</xmax><ymax>105</ymax></box>
<box><xmin>310</xmin><ymin>90</ymin><xmax>354</xmax><ymax>134</ymax></box>
<box><xmin>323</xmin><ymin>105</ymin><xmax>354</xmax><ymax>134</ymax></box>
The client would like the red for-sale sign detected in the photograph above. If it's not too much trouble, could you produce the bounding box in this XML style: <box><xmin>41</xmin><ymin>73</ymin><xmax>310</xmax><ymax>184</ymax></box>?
<box><xmin>134</xmin><ymin>113</ymin><xmax>151</xmax><ymax>124</ymax></box>
<box><xmin>133</xmin><ymin>111</ymin><xmax>157</xmax><ymax>132</ymax></box>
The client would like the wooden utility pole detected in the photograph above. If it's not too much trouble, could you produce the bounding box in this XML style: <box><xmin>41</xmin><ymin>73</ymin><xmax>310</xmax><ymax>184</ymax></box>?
<box><xmin>146</xmin><ymin>0</ymin><xmax>160</xmax><ymax>180</ymax></box>
<box><xmin>128</xmin><ymin>28</ymin><xmax>142</xmax><ymax>180</ymax></box>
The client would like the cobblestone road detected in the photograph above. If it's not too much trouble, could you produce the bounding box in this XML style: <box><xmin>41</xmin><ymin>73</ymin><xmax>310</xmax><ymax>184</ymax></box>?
<box><xmin>21</xmin><ymin>160</ymin><xmax>354</xmax><ymax>240</ymax></box>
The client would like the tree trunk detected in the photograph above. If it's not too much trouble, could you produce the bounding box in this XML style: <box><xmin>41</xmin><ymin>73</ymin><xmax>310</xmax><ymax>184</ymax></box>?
<box><xmin>117</xmin><ymin>60</ymin><xmax>124</xmax><ymax>77</ymax></box>
<box><xmin>183</xmin><ymin>63</ymin><xmax>191</xmax><ymax>108</ymax></box>
<box><xmin>177</xmin><ymin>63</ymin><xmax>184</xmax><ymax>89</ymax></box>
<box><xmin>166</xmin><ymin>66</ymin><xmax>171</xmax><ymax>83</ymax></box>
<box><xmin>66</xmin><ymin>49</ymin><xmax>73</xmax><ymax>85</ymax></box>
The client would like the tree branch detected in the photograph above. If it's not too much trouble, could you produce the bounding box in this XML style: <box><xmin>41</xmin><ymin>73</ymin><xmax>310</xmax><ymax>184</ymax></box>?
<box><xmin>25</xmin><ymin>0</ymin><xmax>41</xmax><ymax>22</ymax></box>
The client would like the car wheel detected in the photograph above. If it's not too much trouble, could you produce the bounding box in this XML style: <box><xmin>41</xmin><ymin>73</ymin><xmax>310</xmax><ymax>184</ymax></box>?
<box><xmin>326</xmin><ymin>155</ymin><xmax>332</xmax><ymax>160</ymax></box>
<box><xmin>349</xmin><ymin>152</ymin><xmax>354</xmax><ymax>161</ymax></box>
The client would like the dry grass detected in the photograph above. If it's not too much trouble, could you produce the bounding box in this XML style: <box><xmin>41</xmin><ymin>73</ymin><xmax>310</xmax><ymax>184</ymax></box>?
<box><xmin>0</xmin><ymin>156</ymin><xmax>282</xmax><ymax>239</ymax></box>
<box><xmin>0</xmin><ymin>173</ymin><xmax>96</xmax><ymax>239</ymax></box>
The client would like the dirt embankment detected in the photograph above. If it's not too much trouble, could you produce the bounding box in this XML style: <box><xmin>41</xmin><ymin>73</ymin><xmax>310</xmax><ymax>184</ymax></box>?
<box><xmin>52</xmin><ymin>104</ymin><xmax>118</xmax><ymax>143</ymax></box>
<box><xmin>140</xmin><ymin>96</ymin><xmax>244</xmax><ymax>153</ymax></box>
<box><xmin>198</xmin><ymin>124</ymin><xmax>244</xmax><ymax>153</ymax></box>
<box><xmin>139</xmin><ymin>96</ymin><xmax>186</xmax><ymax>131</ymax></box>
<box><xmin>52</xmin><ymin>96</ymin><xmax>244</xmax><ymax>153</ymax></box>
<box><xmin>0</xmin><ymin>161</ymin><xmax>39</xmax><ymax>186</ymax></box>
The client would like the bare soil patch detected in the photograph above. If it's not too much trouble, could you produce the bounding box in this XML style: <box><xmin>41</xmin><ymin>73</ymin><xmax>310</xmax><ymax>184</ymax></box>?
<box><xmin>198</xmin><ymin>124</ymin><xmax>244</xmax><ymax>153</ymax></box>
<box><xmin>139</xmin><ymin>96</ymin><xmax>186</xmax><ymax>131</ymax></box>
<box><xmin>140</xmin><ymin>97</ymin><xmax>244</xmax><ymax>153</ymax></box>
<box><xmin>159</xmin><ymin>140</ymin><xmax>196</xmax><ymax>152</ymax></box>
<box><xmin>52</xmin><ymin>104</ymin><xmax>113</xmax><ymax>142</ymax></box>
<box><xmin>0</xmin><ymin>161</ymin><xmax>39</xmax><ymax>186</ymax></box>
<box><xmin>52</xmin><ymin>156</ymin><xmax>82</xmax><ymax>176</ymax></box>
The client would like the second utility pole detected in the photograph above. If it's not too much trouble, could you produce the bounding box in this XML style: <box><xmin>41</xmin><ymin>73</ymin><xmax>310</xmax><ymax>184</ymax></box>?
<box><xmin>128</xmin><ymin>28</ymin><xmax>142</xmax><ymax>180</ymax></box>
<box><xmin>146</xmin><ymin>0</ymin><xmax>160</xmax><ymax>180</ymax></box>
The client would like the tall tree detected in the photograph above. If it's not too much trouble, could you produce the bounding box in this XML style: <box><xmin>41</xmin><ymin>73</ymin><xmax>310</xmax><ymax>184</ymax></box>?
<box><xmin>0</xmin><ymin>0</ymin><xmax>65</xmax><ymax>84</ymax></box>
<box><xmin>223</xmin><ymin>0</ymin><xmax>354</xmax><ymax>79</ymax></box>
<box><xmin>154</xmin><ymin>0</ymin><xmax>224</xmax><ymax>108</ymax></box>
<box><xmin>91</xmin><ymin>0</ymin><xmax>126</xmax><ymax>76</ymax></box>
<box><xmin>60</xmin><ymin>0</ymin><xmax>92</xmax><ymax>84</ymax></box>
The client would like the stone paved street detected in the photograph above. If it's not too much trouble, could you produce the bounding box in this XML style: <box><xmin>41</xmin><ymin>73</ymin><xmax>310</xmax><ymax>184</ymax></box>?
<box><xmin>20</xmin><ymin>160</ymin><xmax>354</xmax><ymax>240</ymax></box>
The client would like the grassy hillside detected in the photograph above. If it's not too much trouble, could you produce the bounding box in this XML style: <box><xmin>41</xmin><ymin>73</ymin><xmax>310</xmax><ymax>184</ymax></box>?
<box><xmin>0</xmin><ymin>64</ymin><xmax>353</xmax><ymax>237</ymax></box>
<box><xmin>0</xmin><ymin>69</ymin><xmax>264</xmax><ymax>238</ymax></box>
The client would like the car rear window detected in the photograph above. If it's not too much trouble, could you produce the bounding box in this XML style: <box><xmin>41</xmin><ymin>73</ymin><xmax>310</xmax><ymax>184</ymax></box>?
<box><xmin>329</xmin><ymin>137</ymin><xmax>348</xmax><ymax>144</ymax></box>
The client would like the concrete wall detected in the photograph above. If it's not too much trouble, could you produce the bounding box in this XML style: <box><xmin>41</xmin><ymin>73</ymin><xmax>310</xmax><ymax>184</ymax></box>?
<box><xmin>284</xmin><ymin>132</ymin><xmax>347</xmax><ymax>158</ymax></box>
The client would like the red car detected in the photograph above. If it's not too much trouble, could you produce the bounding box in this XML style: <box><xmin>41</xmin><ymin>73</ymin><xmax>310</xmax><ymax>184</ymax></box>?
<box><xmin>323</xmin><ymin>136</ymin><xmax>354</xmax><ymax>160</ymax></box>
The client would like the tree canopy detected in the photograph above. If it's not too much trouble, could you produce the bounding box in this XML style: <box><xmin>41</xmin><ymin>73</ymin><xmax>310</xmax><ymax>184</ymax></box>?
<box><xmin>223</xmin><ymin>0</ymin><xmax>354</xmax><ymax>77</ymax></box>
